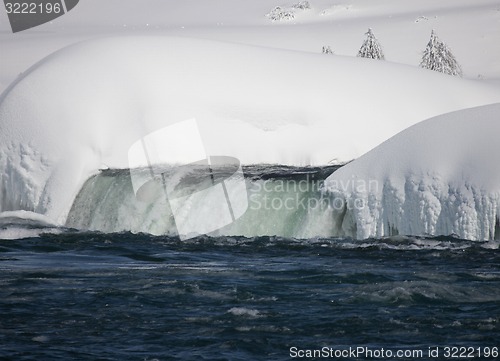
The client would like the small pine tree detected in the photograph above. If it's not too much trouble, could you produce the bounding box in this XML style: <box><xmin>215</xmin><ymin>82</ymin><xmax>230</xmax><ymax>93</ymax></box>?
<box><xmin>357</xmin><ymin>28</ymin><xmax>385</xmax><ymax>60</ymax></box>
<box><xmin>266</xmin><ymin>6</ymin><xmax>295</xmax><ymax>21</ymax></box>
<box><xmin>420</xmin><ymin>30</ymin><xmax>462</xmax><ymax>77</ymax></box>
<box><xmin>322</xmin><ymin>46</ymin><xmax>334</xmax><ymax>55</ymax></box>
<box><xmin>420</xmin><ymin>30</ymin><xmax>438</xmax><ymax>70</ymax></box>
<box><xmin>293</xmin><ymin>1</ymin><xmax>311</xmax><ymax>10</ymax></box>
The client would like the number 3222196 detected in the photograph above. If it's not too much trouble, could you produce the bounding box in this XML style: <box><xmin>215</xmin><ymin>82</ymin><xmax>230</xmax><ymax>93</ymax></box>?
<box><xmin>443</xmin><ymin>347</ymin><xmax>498</xmax><ymax>358</ymax></box>
<box><xmin>5</xmin><ymin>2</ymin><xmax>62</xmax><ymax>14</ymax></box>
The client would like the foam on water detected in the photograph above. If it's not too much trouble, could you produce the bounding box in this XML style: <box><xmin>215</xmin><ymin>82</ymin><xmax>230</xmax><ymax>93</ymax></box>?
<box><xmin>227</xmin><ymin>307</ymin><xmax>263</xmax><ymax>318</ymax></box>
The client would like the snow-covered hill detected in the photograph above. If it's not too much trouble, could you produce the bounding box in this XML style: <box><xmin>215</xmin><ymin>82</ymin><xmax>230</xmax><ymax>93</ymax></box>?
<box><xmin>1</xmin><ymin>0</ymin><xmax>500</xmax><ymax>91</ymax></box>
<box><xmin>324</xmin><ymin>103</ymin><xmax>500</xmax><ymax>240</ymax></box>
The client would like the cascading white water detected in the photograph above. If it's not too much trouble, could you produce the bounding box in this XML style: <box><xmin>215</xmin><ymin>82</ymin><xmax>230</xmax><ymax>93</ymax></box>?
<box><xmin>65</xmin><ymin>166</ymin><xmax>340</xmax><ymax>238</ymax></box>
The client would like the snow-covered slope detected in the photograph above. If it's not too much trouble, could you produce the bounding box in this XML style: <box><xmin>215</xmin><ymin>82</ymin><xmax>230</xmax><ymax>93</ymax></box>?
<box><xmin>1</xmin><ymin>36</ymin><xmax>499</xmax><ymax>224</ymax></box>
<box><xmin>324</xmin><ymin>103</ymin><xmax>500</xmax><ymax>241</ymax></box>
<box><xmin>1</xmin><ymin>0</ymin><xmax>500</xmax><ymax>91</ymax></box>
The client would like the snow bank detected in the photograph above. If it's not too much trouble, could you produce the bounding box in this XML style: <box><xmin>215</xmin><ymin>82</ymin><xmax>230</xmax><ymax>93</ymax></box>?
<box><xmin>1</xmin><ymin>36</ymin><xmax>500</xmax><ymax>224</ymax></box>
<box><xmin>324</xmin><ymin>103</ymin><xmax>500</xmax><ymax>240</ymax></box>
<box><xmin>0</xmin><ymin>210</ymin><xmax>60</xmax><ymax>240</ymax></box>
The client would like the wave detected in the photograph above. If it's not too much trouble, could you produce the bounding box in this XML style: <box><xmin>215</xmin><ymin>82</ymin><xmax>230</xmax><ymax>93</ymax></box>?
<box><xmin>1</xmin><ymin>222</ymin><xmax>498</xmax><ymax>252</ymax></box>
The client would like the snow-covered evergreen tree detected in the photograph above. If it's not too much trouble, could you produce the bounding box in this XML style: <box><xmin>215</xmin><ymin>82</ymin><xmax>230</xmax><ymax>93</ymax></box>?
<box><xmin>293</xmin><ymin>1</ymin><xmax>311</xmax><ymax>10</ymax></box>
<box><xmin>322</xmin><ymin>46</ymin><xmax>334</xmax><ymax>54</ymax></box>
<box><xmin>357</xmin><ymin>28</ymin><xmax>385</xmax><ymax>60</ymax></box>
<box><xmin>420</xmin><ymin>30</ymin><xmax>438</xmax><ymax>70</ymax></box>
<box><xmin>420</xmin><ymin>30</ymin><xmax>462</xmax><ymax>77</ymax></box>
<box><xmin>266</xmin><ymin>6</ymin><xmax>295</xmax><ymax>21</ymax></box>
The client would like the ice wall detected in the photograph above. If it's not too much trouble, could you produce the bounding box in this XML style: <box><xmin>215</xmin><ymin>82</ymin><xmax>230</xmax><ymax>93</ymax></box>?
<box><xmin>324</xmin><ymin>104</ymin><xmax>500</xmax><ymax>240</ymax></box>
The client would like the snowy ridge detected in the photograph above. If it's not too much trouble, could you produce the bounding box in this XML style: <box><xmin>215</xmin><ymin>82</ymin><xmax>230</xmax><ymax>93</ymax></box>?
<box><xmin>324</xmin><ymin>103</ymin><xmax>500</xmax><ymax>241</ymax></box>
<box><xmin>2</xmin><ymin>36</ymin><xmax>499</xmax><ymax>224</ymax></box>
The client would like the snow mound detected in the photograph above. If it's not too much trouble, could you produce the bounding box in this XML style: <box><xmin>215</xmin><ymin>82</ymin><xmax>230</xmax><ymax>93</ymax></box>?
<box><xmin>324</xmin><ymin>103</ymin><xmax>500</xmax><ymax>240</ymax></box>
<box><xmin>0</xmin><ymin>210</ymin><xmax>60</xmax><ymax>240</ymax></box>
<box><xmin>1</xmin><ymin>36</ymin><xmax>500</xmax><ymax>224</ymax></box>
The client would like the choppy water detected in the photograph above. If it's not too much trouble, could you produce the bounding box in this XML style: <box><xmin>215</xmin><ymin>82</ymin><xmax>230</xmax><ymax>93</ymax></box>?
<box><xmin>1</xmin><ymin>232</ymin><xmax>499</xmax><ymax>360</ymax></box>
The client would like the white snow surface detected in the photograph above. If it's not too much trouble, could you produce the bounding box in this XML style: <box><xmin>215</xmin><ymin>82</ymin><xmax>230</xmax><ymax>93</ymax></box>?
<box><xmin>2</xmin><ymin>0</ymin><xmax>500</xmax><ymax>89</ymax></box>
<box><xmin>324</xmin><ymin>103</ymin><xmax>500</xmax><ymax>241</ymax></box>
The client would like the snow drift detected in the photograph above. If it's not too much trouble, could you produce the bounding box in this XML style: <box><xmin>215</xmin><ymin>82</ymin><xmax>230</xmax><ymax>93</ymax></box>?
<box><xmin>324</xmin><ymin>103</ymin><xmax>500</xmax><ymax>241</ymax></box>
<box><xmin>1</xmin><ymin>36</ymin><xmax>500</xmax><ymax>225</ymax></box>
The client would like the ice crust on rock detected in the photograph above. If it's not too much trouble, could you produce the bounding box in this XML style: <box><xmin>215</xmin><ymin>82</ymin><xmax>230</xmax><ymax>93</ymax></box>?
<box><xmin>324</xmin><ymin>103</ymin><xmax>500</xmax><ymax>241</ymax></box>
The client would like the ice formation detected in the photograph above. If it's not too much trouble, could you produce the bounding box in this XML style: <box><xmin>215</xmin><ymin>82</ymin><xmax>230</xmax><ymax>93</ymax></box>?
<box><xmin>324</xmin><ymin>103</ymin><xmax>500</xmax><ymax>240</ymax></box>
